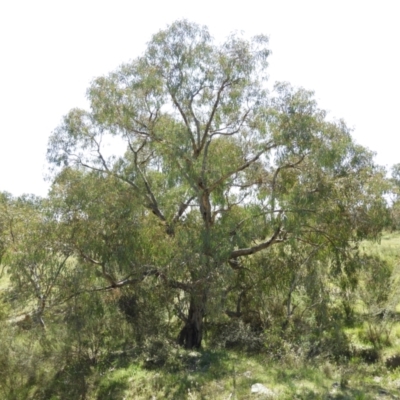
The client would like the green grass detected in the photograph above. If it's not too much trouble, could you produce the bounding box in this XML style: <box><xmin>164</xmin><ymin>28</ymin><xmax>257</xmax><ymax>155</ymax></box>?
<box><xmin>2</xmin><ymin>231</ymin><xmax>400</xmax><ymax>399</ymax></box>
<box><xmin>361</xmin><ymin>231</ymin><xmax>400</xmax><ymax>261</ymax></box>
<box><xmin>81</xmin><ymin>348</ymin><xmax>400</xmax><ymax>399</ymax></box>
<box><xmin>4</xmin><ymin>327</ymin><xmax>400</xmax><ymax>399</ymax></box>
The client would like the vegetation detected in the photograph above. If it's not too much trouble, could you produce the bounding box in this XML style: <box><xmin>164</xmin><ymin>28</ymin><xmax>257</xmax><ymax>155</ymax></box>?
<box><xmin>389</xmin><ymin>163</ymin><xmax>400</xmax><ymax>230</ymax></box>
<box><xmin>0</xmin><ymin>20</ymin><xmax>399</xmax><ymax>399</ymax></box>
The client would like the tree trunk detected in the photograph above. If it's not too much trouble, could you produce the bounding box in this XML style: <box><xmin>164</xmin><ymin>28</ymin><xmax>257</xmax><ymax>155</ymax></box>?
<box><xmin>35</xmin><ymin>295</ymin><xmax>46</xmax><ymax>329</ymax></box>
<box><xmin>178</xmin><ymin>295</ymin><xmax>205</xmax><ymax>349</ymax></box>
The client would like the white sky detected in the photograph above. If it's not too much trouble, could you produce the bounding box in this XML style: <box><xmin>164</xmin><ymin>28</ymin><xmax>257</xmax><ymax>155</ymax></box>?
<box><xmin>1</xmin><ymin>0</ymin><xmax>398</xmax><ymax>197</ymax></box>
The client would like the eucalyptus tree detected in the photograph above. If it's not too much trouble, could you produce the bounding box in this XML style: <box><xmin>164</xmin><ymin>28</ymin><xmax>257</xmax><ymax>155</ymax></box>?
<box><xmin>47</xmin><ymin>20</ymin><xmax>388</xmax><ymax>348</ymax></box>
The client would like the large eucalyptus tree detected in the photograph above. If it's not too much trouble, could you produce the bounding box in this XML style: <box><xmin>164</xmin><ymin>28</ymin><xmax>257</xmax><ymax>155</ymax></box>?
<box><xmin>47</xmin><ymin>20</ymin><xmax>388</xmax><ymax>348</ymax></box>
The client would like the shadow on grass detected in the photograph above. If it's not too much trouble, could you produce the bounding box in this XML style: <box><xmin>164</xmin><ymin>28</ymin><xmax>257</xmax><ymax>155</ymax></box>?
<box><xmin>96</xmin><ymin>377</ymin><xmax>129</xmax><ymax>400</ymax></box>
<box><xmin>32</xmin><ymin>361</ymin><xmax>91</xmax><ymax>400</ymax></box>
<box><xmin>91</xmin><ymin>349</ymin><xmax>232</xmax><ymax>400</ymax></box>
<box><xmin>152</xmin><ymin>349</ymin><xmax>232</xmax><ymax>398</ymax></box>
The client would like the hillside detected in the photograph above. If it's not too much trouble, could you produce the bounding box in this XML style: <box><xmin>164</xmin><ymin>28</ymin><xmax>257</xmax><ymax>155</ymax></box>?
<box><xmin>1</xmin><ymin>232</ymin><xmax>400</xmax><ymax>399</ymax></box>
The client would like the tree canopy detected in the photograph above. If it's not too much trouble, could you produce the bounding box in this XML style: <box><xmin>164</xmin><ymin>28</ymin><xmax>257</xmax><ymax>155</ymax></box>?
<box><xmin>3</xmin><ymin>20</ymin><xmax>389</xmax><ymax>351</ymax></box>
<box><xmin>42</xmin><ymin>20</ymin><xmax>391</xmax><ymax>349</ymax></box>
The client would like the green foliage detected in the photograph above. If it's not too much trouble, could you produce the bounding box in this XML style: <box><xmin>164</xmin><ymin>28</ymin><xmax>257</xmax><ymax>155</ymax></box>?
<box><xmin>0</xmin><ymin>19</ymin><xmax>397</xmax><ymax>399</ymax></box>
<box><xmin>389</xmin><ymin>163</ymin><xmax>400</xmax><ymax>230</ymax></box>
<box><xmin>46</xmin><ymin>20</ymin><xmax>389</xmax><ymax>349</ymax></box>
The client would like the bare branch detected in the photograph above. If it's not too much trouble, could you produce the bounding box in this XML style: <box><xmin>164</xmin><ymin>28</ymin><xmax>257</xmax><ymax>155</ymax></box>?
<box><xmin>208</xmin><ymin>142</ymin><xmax>276</xmax><ymax>193</ymax></box>
<box><xmin>200</xmin><ymin>78</ymin><xmax>230</xmax><ymax>151</ymax></box>
<box><xmin>187</xmin><ymin>88</ymin><xmax>204</xmax><ymax>144</ymax></box>
<box><xmin>230</xmin><ymin>225</ymin><xmax>284</xmax><ymax>258</ymax></box>
<box><xmin>133</xmin><ymin>151</ymin><xmax>167</xmax><ymax>223</ymax></box>
<box><xmin>44</xmin><ymin>254</ymin><xmax>71</xmax><ymax>299</ymax></box>
<box><xmin>271</xmin><ymin>154</ymin><xmax>307</xmax><ymax>193</ymax></box>
<box><xmin>79</xmin><ymin>161</ymin><xmax>140</xmax><ymax>191</ymax></box>
<box><xmin>209</xmin><ymin>108</ymin><xmax>251</xmax><ymax>138</ymax></box>
<box><xmin>172</xmin><ymin>195</ymin><xmax>196</xmax><ymax>224</ymax></box>
<box><xmin>168</xmin><ymin>88</ymin><xmax>197</xmax><ymax>154</ymax></box>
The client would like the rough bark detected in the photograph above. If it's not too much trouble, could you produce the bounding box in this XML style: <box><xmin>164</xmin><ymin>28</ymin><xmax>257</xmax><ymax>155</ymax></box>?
<box><xmin>177</xmin><ymin>295</ymin><xmax>206</xmax><ymax>349</ymax></box>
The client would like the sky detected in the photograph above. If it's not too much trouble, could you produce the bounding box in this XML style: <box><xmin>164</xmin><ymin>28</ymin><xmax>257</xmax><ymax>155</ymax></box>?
<box><xmin>1</xmin><ymin>0</ymin><xmax>398</xmax><ymax>197</ymax></box>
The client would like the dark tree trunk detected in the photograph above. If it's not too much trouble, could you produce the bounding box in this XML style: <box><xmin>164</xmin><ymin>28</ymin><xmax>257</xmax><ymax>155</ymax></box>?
<box><xmin>178</xmin><ymin>295</ymin><xmax>205</xmax><ymax>349</ymax></box>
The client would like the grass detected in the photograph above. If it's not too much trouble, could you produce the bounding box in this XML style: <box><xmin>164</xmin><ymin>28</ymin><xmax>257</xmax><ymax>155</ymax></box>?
<box><xmin>2</xmin><ymin>231</ymin><xmax>400</xmax><ymax>399</ymax></box>
<box><xmin>83</xmin><ymin>231</ymin><xmax>400</xmax><ymax>399</ymax></box>
<box><xmin>361</xmin><ymin>231</ymin><xmax>400</xmax><ymax>261</ymax></box>
<box><xmin>80</xmin><ymin>348</ymin><xmax>400</xmax><ymax>399</ymax></box>
<box><xmin>3</xmin><ymin>336</ymin><xmax>400</xmax><ymax>400</ymax></box>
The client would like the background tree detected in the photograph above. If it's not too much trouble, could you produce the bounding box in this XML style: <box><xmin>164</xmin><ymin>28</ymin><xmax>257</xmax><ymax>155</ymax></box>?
<box><xmin>389</xmin><ymin>163</ymin><xmax>400</xmax><ymax>230</ymax></box>
<box><xmin>0</xmin><ymin>194</ymin><xmax>75</xmax><ymax>328</ymax></box>
<box><xmin>47</xmin><ymin>20</ymin><xmax>389</xmax><ymax>349</ymax></box>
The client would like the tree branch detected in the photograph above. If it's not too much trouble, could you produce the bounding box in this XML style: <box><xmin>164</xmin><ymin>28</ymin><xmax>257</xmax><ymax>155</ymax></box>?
<box><xmin>208</xmin><ymin>142</ymin><xmax>276</xmax><ymax>193</ymax></box>
<box><xmin>133</xmin><ymin>150</ymin><xmax>167</xmax><ymax>223</ymax></box>
<box><xmin>168</xmin><ymin>88</ymin><xmax>197</xmax><ymax>154</ymax></box>
<box><xmin>200</xmin><ymin>78</ymin><xmax>230</xmax><ymax>152</ymax></box>
<box><xmin>172</xmin><ymin>195</ymin><xmax>196</xmax><ymax>225</ymax></box>
<box><xmin>230</xmin><ymin>226</ymin><xmax>284</xmax><ymax>258</ymax></box>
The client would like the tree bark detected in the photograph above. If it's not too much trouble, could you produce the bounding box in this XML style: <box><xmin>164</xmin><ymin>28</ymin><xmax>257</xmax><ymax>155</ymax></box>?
<box><xmin>177</xmin><ymin>294</ymin><xmax>206</xmax><ymax>349</ymax></box>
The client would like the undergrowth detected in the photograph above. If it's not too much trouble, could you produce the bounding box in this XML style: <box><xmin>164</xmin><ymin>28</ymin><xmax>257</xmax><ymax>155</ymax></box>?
<box><xmin>1</xmin><ymin>232</ymin><xmax>400</xmax><ymax>399</ymax></box>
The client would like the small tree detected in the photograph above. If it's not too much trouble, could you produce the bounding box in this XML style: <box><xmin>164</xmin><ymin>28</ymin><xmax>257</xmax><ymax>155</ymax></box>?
<box><xmin>0</xmin><ymin>194</ymin><xmax>74</xmax><ymax>328</ymax></box>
